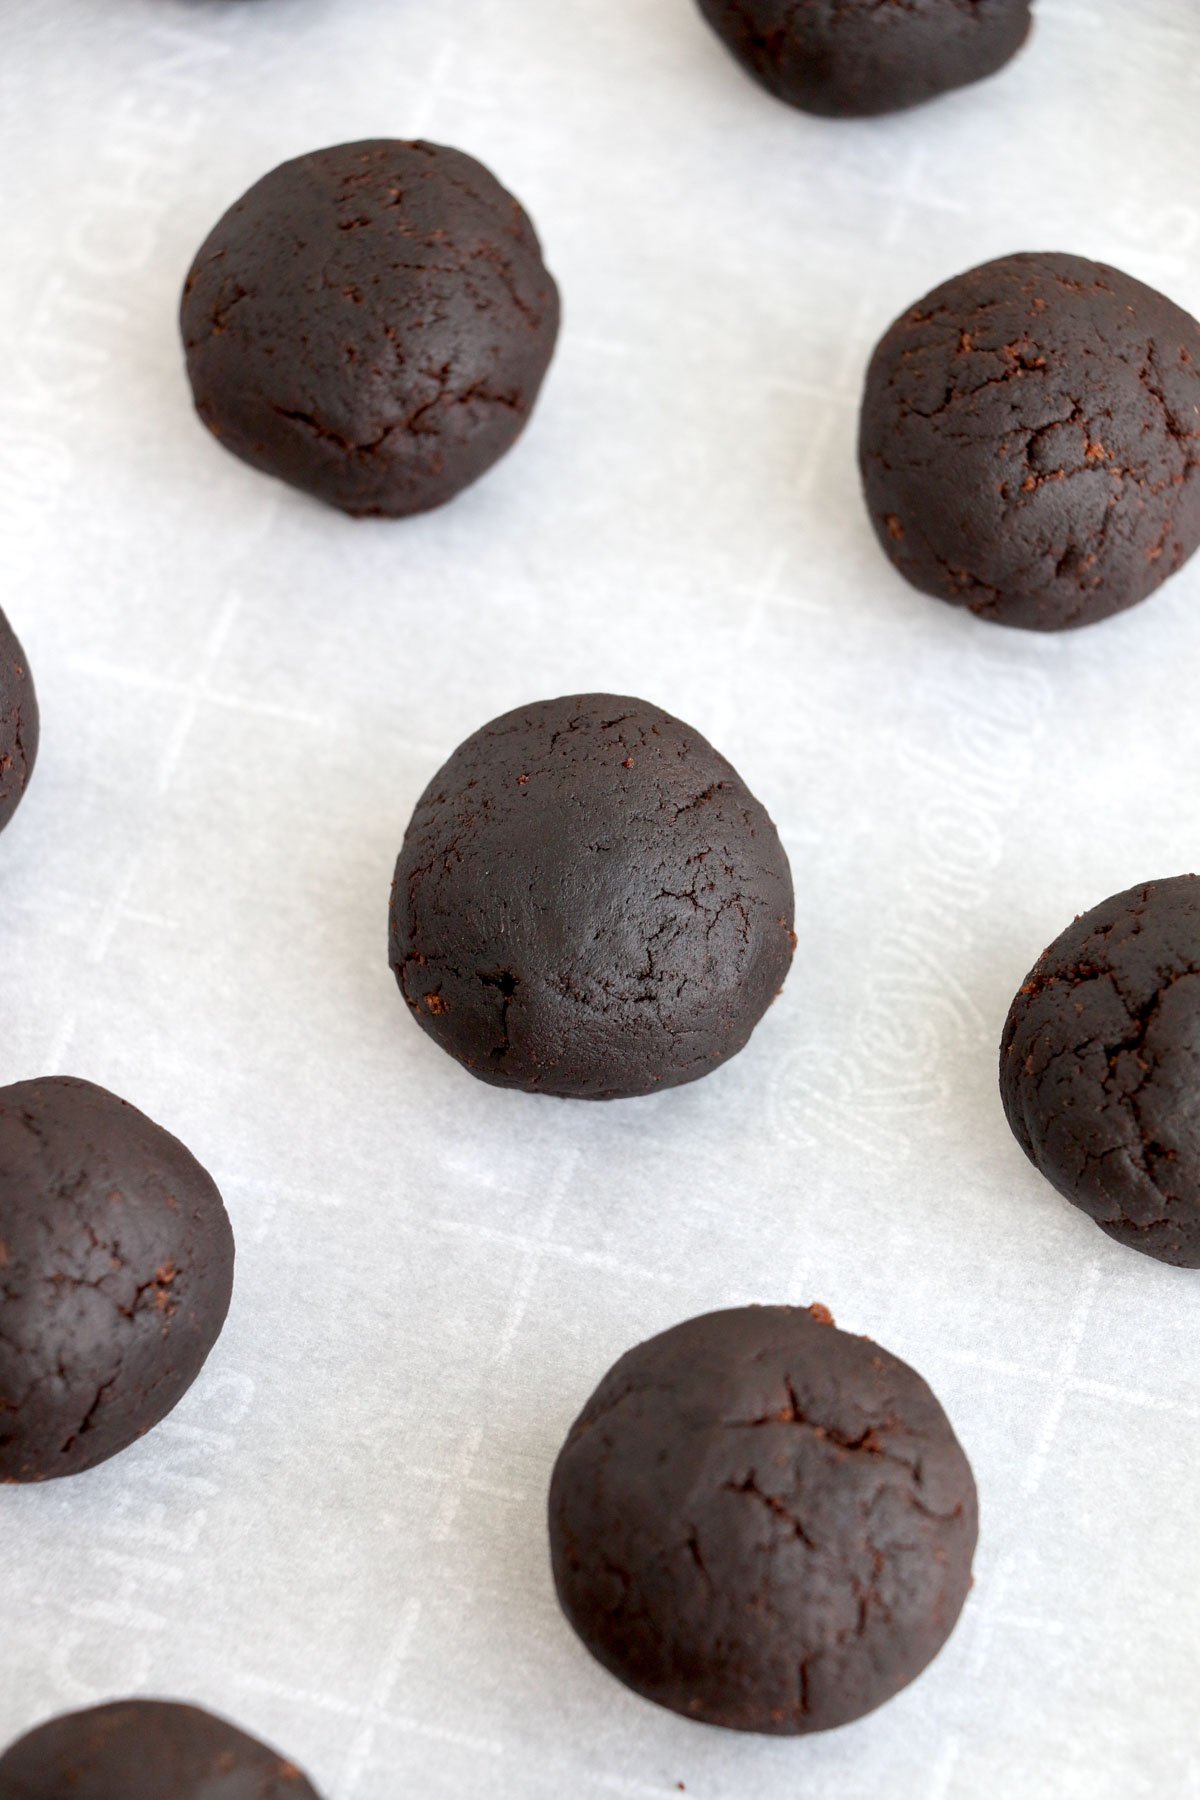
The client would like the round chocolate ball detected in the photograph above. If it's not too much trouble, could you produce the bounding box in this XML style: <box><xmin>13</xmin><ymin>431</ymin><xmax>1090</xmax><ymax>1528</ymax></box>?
<box><xmin>0</xmin><ymin>606</ymin><xmax>38</xmax><ymax>834</ymax></box>
<box><xmin>0</xmin><ymin>1700</ymin><xmax>321</xmax><ymax>1799</ymax></box>
<box><xmin>388</xmin><ymin>694</ymin><xmax>795</xmax><ymax>1099</ymax></box>
<box><xmin>859</xmin><ymin>252</ymin><xmax>1200</xmax><ymax>630</ymax></box>
<box><xmin>181</xmin><ymin>139</ymin><xmax>560</xmax><ymax>517</ymax></box>
<box><xmin>1001</xmin><ymin>875</ymin><xmax>1200</xmax><ymax>1265</ymax></box>
<box><xmin>549</xmin><ymin>1304</ymin><xmax>978</xmax><ymax>1733</ymax></box>
<box><xmin>695</xmin><ymin>0</ymin><xmax>1031</xmax><ymax>117</ymax></box>
<box><xmin>0</xmin><ymin>1077</ymin><xmax>234</xmax><ymax>1482</ymax></box>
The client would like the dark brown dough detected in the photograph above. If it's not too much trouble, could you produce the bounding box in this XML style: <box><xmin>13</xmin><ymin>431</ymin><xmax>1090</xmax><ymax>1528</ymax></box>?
<box><xmin>0</xmin><ymin>1700</ymin><xmax>321</xmax><ymax>1799</ymax></box>
<box><xmin>0</xmin><ymin>606</ymin><xmax>38</xmax><ymax>834</ymax></box>
<box><xmin>549</xmin><ymin>1304</ymin><xmax>978</xmax><ymax>1734</ymax></box>
<box><xmin>859</xmin><ymin>252</ymin><xmax>1200</xmax><ymax>630</ymax></box>
<box><xmin>1001</xmin><ymin>875</ymin><xmax>1200</xmax><ymax>1265</ymax></box>
<box><xmin>695</xmin><ymin>0</ymin><xmax>1031</xmax><ymax>117</ymax></box>
<box><xmin>388</xmin><ymin>694</ymin><xmax>795</xmax><ymax>1100</ymax></box>
<box><xmin>180</xmin><ymin>139</ymin><xmax>560</xmax><ymax>517</ymax></box>
<box><xmin>0</xmin><ymin>1078</ymin><xmax>234</xmax><ymax>1482</ymax></box>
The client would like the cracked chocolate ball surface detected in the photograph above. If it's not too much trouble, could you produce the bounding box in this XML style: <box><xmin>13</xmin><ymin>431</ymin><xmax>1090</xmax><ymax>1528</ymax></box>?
<box><xmin>548</xmin><ymin>1305</ymin><xmax>978</xmax><ymax>1734</ymax></box>
<box><xmin>0</xmin><ymin>1077</ymin><xmax>234</xmax><ymax>1483</ymax></box>
<box><xmin>180</xmin><ymin>139</ymin><xmax>560</xmax><ymax>517</ymax></box>
<box><xmin>859</xmin><ymin>252</ymin><xmax>1200</xmax><ymax>630</ymax></box>
<box><xmin>0</xmin><ymin>1700</ymin><xmax>321</xmax><ymax>1799</ymax></box>
<box><xmin>388</xmin><ymin>694</ymin><xmax>795</xmax><ymax>1100</ymax></box>
<box><xmin>696</xmin><ymin>0</ymin><xmax>1031</xmax><ymax>117</ymax></box>
<box><xmin>1001</xmin><ymin>876</ymin><xmax>1200</xmax><ymax>1266</ymax></box>
<box><xmin>0</xmin><ymin>606</ymin><xmax>38</xmax><ymax>835</ymax></box>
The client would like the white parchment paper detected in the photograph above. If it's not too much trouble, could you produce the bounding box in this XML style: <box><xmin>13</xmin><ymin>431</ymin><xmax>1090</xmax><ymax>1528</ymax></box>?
<box><xmin>3</xmin><ymin>2</ymin><xmax>1200</xmax><ymax>1795</ymax></box>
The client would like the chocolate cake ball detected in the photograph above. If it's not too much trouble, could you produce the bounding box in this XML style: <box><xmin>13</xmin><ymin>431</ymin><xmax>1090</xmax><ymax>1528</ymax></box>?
<box><xmin>181</xmin><ymin>139</ymin><xmax>560</xmax><ymax>516</ymax></box>
<box><xmin>0</xmin><ymin>606</ymin><xmax>38</xmax><ymax>833</ymax></box>
<box><xmin>549</xmin><ymin>1304</ymin><xmax>978</xmax><ymax>1733</ymax></box>
<box><xmin>1001</xmin><ymin>876</ymin><xmax>1200</xmax><ymax>1265</ymax></box>
<box><xmin>860</xmin><ymin>252</ymin><xmax>1200</xmax><ymax>630</ymax></box>
<box><xmin>0</xmin><ymin>1078</ymin><xmax>234</xmax><ymax>1482</ymax></box>
<box><xmin>0</xmin><ymin>1700</ymin><xmax>321</xmax><ymax>1799</ymax></box>
<box><xmin>695</xmin><ymin>0</ymin><xmax>1031</xmax><ymax>117</ymax></box>
<box><xmin>388</xmin><ymin>694</ymin><xmax>795</xmax><ymax>1099</ymax></box>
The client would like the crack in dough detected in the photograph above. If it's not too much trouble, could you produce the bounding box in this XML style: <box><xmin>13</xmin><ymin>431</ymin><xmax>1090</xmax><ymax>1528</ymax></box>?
<box><xmin>549</xmin><ymin>1304</ymin><xmax>977</xmax><ymax>1734</ymax></box>
<box><xmin>181</xmin><ymin>139</ymin><xmax>559</xmax><ymax>518</ymax></box>
<box><xmin>860</xmin><ymin>252</ymin><xmax>1200</xmax><ymax>630</ymax></box>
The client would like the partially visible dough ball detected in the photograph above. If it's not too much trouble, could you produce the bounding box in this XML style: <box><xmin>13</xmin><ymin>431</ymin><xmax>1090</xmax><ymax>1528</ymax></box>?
<box><xmin>696</xmin><ymin>0</ymin><xmax>1031</xmax><ymax>117</ymax></box>
<box><xmin>0</xmin><ymin>606</ymin><xmax>38</xmax><ymax>833</ymax></box>
<box><xmin>1001</xmin><ymin>875</ymin><xmax>1200</xmax><ymax>1265</ymax></box>
<box><xmin>0</xmin><ymin>1700</ymin><xmax>322</xmax><ymax>1799</ymax></box>
<box><xmin>0</xmin><ymin>1077</ymin><xmax>234</xmax><ymax>1482</ymax></box>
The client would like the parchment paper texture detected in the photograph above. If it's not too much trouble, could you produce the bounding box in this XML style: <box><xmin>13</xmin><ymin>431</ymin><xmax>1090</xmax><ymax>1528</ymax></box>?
<box><xmin>3</xmin><ymin>3</ymin><xmax>1199</xmax><ymax>1796</ymax></box>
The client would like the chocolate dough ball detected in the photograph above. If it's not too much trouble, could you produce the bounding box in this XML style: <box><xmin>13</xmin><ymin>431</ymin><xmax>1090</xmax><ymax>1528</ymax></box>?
<box><xmin>0</xmin><ymin>1078</ymin><xmax>234</xmax><ymax>1482</ymax></box>
<box><xmin>695</xmin><ymin>0</ymin><xmax>1031</xmax><ymax>117</ymax></box>
<box><xmin>1001</xmin><ymin>876</ymin><xmax>1200</xmax><ymax>1265</ymax></box>
<box><xmin>0</xmin><ymin>1700</ymin><xmax>321</xmax><ymax>1799</ymax></box>
<box><xmin>549</xmin><ymin>1304</ymin><xmax>978</xmax><ymax>1734</ymax></box>
<box><xmin>388</xmin><ymin>694</ymin><xmax>795</xmax><ymax>1099</ymax></box>
<box><xmin>181</xmin><ymin>139</ymin><xmax>560</xmax><ymax>517</ymax></box>
<box><xmin>0</xmin><ymin>606</ymin><xmax>38</xmax><ymax>834</ymax></box>
<box><xmin>860</xmin><ymin>252</ymin><xmax>1200</xmax><ymax>630</ymax></box>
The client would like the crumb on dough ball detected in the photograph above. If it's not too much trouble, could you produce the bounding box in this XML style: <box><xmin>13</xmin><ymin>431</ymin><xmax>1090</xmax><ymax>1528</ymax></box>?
<box><xmin>181</xmin><ymin>139</ymin><xmax>560</xmax><ymax>517</ymax></box>
<box><xmin>859</xmin><ymin>252</ymin><xmax>1200</xmax><ymax>631</ymax></box>
<box><xmin>695</xmin><ymin>0</ymin><xmax>1031</xmax><ymax>118</ymax></box>
<box><xmin>549</xmin><ymin>1304</ymin><xmax>978</xmax><ymax>1733</ymax></box>
<box><xmin>388</xmin><ymin>694</ymin><xmax>795</xmax><ymax>1100</ymax></box>
<box><xmin>1001</xmin><ymin>875</ymin><xmax>1200</xmax><ymax>1265</ymax></box>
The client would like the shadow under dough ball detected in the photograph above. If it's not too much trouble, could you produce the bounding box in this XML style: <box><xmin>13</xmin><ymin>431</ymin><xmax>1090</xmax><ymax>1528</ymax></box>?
<box><xmin>389</xmin><ymin>695</ymin><xmax>795</xmax><ymax>1100</ymax></box>
<box><xmin>860</xmin><ymin>252</ymin><xmax>1200</xmax><ymax>630</ymax></box>
<box><xmin>549</xmin><ymin>1304</ymin><xmax>978</xmax><ymax>1734</ymax></box>
<box><xmin>181</xmin><ymin>139</ymin><xmax>560</xmax><ymax>517</ymax></box>
<box><xmin>0</xmin><ymin>605</ymin><xmax>38</xmax><ymax>833</ymax></box>
<box><xmin>695</xmin><ymin>0</ymin><xmax>1031</xmax><ymax>117</ymax></box>
<box><xmin>0</xmin><ymin>1078</ymin><xmax>234</xmax><ymax>1482</ymax></box>
<box><xmin>0</xmin><ymin>1700</ymin><xmax>321</xmax><ymax>1799</ymax></box>
<box><xmin>1001</xmin><ymin>875</ymin><xmax>1200</xmax><ymax>1266</ymax></box>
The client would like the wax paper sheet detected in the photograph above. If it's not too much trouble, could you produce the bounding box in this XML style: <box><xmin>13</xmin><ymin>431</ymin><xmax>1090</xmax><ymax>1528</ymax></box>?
<box><xmin>3</xmin><ymin>2</ymin><xmax>1200</xmax><ymax>1795</ymax></box>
